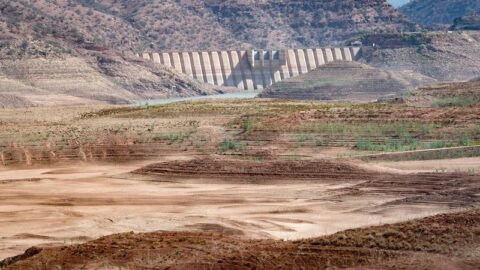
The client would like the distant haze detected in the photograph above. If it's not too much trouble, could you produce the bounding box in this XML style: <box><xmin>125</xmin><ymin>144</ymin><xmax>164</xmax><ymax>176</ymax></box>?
<box><xmin>389</xmin><ymin>0</ymin><xmax>411</xmax><ymax>7</ymax></box>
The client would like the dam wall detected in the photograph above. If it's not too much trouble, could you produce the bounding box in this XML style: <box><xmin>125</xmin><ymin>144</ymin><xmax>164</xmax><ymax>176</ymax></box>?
<box><xmin>138</xmin><ymin>48</ymin><xmax>361</xmax><ymax>90</ymax></box>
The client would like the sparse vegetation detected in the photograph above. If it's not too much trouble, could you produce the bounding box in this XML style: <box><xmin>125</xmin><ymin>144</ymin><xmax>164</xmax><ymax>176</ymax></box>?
<box><xmin>241</xmin><ymin>117</ymin><xmax>254</xmax><ymax>134</ymax></box>
<box><xmin>432</xmin><ymin>96</ymin><xmax>480</xmax><ymax>107</ymax></box>
<box><xmin>153</xmin><ymin>132</ymin><xmax>192</xmax><ymax>144</ymax></box>
<box><xmin>218</xmin><ymin>139</ymin><xmax>242</xmax><ymax>152</ymax></box>
<box><xmin>1</xmin><ymin>96</ymin><xmax>480</xmax><ymax>165</ymax></box>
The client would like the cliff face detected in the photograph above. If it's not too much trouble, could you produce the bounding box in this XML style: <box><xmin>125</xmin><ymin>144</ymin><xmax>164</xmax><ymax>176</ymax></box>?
<box><xmin>400</xmin><ymin>0</ymin><xmax>480</xmax><ymax>26</ymax></box>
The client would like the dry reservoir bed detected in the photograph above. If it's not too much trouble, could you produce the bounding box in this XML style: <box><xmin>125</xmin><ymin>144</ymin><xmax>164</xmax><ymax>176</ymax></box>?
<box><xmin>1</xmin><ymin>157</ymin><xmax>479</xmax><ymax>260</ymax></box>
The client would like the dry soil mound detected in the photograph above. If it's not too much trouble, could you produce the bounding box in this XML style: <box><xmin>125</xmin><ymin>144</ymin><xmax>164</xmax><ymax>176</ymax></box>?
<box><xmin>260</xmin><ymin>61</ymin><xmax>434</xmax><ymax>101</ymax></box>
<box><xmin>3</xmin><ymin>209</ymin><xmax>479</xmax><ymax>270</ymax></box>
<box><xmin>134</xmin><ymin>157</ymin><xmax>373</xmax><ymax>181</ymax></box>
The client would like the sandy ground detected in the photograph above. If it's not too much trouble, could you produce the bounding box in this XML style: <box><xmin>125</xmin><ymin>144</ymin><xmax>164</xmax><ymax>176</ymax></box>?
<box><xmin>0</xmin><ymin>158</ymin><xmax>464</xmax><ymax>260</ymax></box>
<box><xmin>371</xmin><ymin>157</ymin><xmax>480</xmax><ymax>173</ymax></box>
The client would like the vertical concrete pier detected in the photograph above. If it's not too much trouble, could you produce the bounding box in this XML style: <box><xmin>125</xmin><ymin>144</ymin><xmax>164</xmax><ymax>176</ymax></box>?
<box><xmin>138</xmin><ymin>47</ymin><xmax>361</xmax><ymax>90</ymax></box>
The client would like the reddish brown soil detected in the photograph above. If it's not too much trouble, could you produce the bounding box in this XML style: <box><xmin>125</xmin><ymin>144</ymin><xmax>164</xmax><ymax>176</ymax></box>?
<box><xmin>136</xmin><ymin>158</ymin><xmax>480</xmax><ymax>207</ymax></box>
<box><xmin>135</xmin><ymin>157</ymin><xmax>374</xmax><ymax>181</ymax></box>
<box><xmin>3</xmin><ymin>209</ymin><xmax>479</xmax><ymax>270</ymax></box>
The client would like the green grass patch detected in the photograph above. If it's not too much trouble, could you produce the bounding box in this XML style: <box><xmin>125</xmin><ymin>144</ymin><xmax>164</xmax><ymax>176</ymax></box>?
<box><xmin>296</xmin><ymin>121</ymin><xmax>438</xmax><ymax>138</ymax></box>
<box><xmin>355</xmin><ymin>138</ymin><xmax>461</xmax><ymax>152</ymax></box>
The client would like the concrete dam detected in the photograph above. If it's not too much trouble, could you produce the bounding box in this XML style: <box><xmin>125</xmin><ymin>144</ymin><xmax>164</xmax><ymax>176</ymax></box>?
<box><xmin>138</xmin><ymin>48</ymin><xmax>361</xmax><ymax>91</ymax></box>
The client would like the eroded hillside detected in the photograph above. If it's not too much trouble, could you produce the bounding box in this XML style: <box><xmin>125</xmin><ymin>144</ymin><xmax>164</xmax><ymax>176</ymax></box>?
<box><xmin>260</xmin><ymin>61</ymin><xmax>435</xmax><ymax>101</ymax></box>
<box><xmin>359</xmin><ymin>31</ymin><xmax>480</xmax><ymax>81</ymax></box>
<box><xmin>0</xmin><ymin>1</ymin><xmax>226</xmax><ymax>107</ymax></box>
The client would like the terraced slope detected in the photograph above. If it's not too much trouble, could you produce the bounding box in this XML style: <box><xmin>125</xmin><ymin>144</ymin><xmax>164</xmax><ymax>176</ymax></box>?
<box><xmin>260</xmin><ymin>61</ymin><xmax>435</xmax><ymax>101</ymax></box>
<box><xmin>359</xmin><ymin>31</ymin><xmax>480</xmax><ymax>82</ymax></box>
<box><xmin>0</xmin><ymin>55</ymin><xmax>224</xmax><ymax>107</ymax></box>
<box><xmin>0</xmin><ymin>1</ymin><xmax>226</xmax><ymax>107</ymax></box>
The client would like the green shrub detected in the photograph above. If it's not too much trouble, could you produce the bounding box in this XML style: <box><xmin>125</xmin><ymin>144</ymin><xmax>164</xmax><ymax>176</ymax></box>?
<box><xmin>219</xmin><ymin>139</ymin><xmax>241</xmax><ymax>152</ymax></box>
<box><xmin>242</xmin><ymin>117</ymin><xmax>254</xmax><ymax>134</ymax></box>
<box><xmin>427</xmin><ymin>140</ymin><xmax>448</xmax><ymax>149</ymax></box>
<box><xmin>355</xmin><ymin>139</ymin><xmax>375</xmax><ymax>151</ymax></box>
<box><xmin>458</xmin><ymin>134</ymin><xmax>473</xmax><ymax>146</ymax></box>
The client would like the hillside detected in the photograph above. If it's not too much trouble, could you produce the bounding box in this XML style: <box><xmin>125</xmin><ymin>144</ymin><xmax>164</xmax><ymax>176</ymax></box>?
<box><xmin>0</xmin><ymin>54</ymin><xmax>225</xmax><ymax>107</ymax></box>
<box><xmin>359</xmin><ymin>31</ymin><xmax>480</xmax><ymax>82</ymax></box>
<box><xmin>1</xmin><ymin>0</ymin><xmax>416</xmax><ymax>52</ymax></box>
<box><xmin>400</xmin><ymin>0</ymin><xmax>480</xmax><ymax>26</ymax></box>
<box><xmin>0</xmin><ymin>0</ymin><xmax>421</xmax><ymax>107</ymax></box>
<box><xmin>71</xmin><ymin>0</ymin><xmax>416</xmax><ymax>50</ymax></box>
<box><xmin>452</xmin><ymin>15</ymin><xmax>480</xmax><ymax>30</ymax></box>
<box><xmin>0</xmin><ymin>1</ymin><xmax>227</xmax><ymax>107</ymax></box>
<box><xmin>404</xmin><ymin>80</ymin><xmax>480</xmax><ymax>107</ymax></box>
<box><xmin>259</xmin><ymin>61</ymin><xmax>434</xmax><ymax>101</ymax></box>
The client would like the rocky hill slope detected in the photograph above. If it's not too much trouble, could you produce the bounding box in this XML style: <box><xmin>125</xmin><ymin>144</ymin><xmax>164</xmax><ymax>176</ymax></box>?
<box><xmin>1</xmin><ymin>0</ymin><xmax>416</xmax><ymax>52</ymax></box>
<box><xmin>359</xmin><ymin>31</ymin><xmax>480</xmax><ymax>82</ymax></box>
<box><xmin>0</xmin><ymin>0</ymin><xmax>419</xmax><ymax>107</ymax></box>
<box><xmin>452</xmin><ymin>15</ymin><xmax>480</xmax><ymax>30</ymax></box>
<box><xmin>69</xmin><ymin>0</ymin><xmax>416</xmax><ymax>50</ymax></box>
<box><xmin>400</xmin><ymin>0</ymin><xmax>480</xmax><ymax>26</ymax></box>
<box><xmin>259</xmin><ymin>61</ymin><xmax>434</xmax><ymax>101</ymax></box>
<box><xmin>0</xmin><ymin>1</ymin><xmax>227</xmax><ymax>107</ymax></box>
